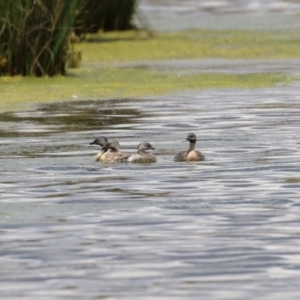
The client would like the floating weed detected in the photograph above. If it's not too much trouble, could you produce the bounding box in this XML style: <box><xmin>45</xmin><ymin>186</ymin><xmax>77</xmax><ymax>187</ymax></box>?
<box><xmin>1</xmin><ymin>29</ymin><xmax>299</xmax><ymax>112</ymax></box>
<box><xmin>0</xmin><ymin>67</ymin><xmax>291</xmax><ymax>113</ymax></box>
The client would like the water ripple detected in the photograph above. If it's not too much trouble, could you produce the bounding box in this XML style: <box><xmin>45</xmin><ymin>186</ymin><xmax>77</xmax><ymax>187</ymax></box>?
<box><xmin>1</xmin><ymin>87</ymin><xmax>300</xmax><ymax>299</ymax></box>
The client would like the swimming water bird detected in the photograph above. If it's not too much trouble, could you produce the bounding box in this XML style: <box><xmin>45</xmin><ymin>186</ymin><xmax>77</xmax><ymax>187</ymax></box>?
<box><xmin>90</xmin><ymin>137</ymin><xmax>156</xmax><ymax>163</ymax></box>
<box><xmin>89</xmin><ymin>136</ymin><xmax>121</xmax><ymax>162</ymax></box>
<box><xmin>174</xmin><ymin>133</ymin><xmax>205</xmax><ymax>162</ymax></box>
<box><xmin>89</xmin><ymin>136</ymin><xmax>120</xmax><ymax>148</ymax></box>
<box><xmin>98</xmin><ymin>139</ymin><xmax>130</xmax><ymax>163</ymax></box>
<box><xmin>122</xmin><ymin>142</ymin><xmax>157</xmax><ymax>163</ymax></box>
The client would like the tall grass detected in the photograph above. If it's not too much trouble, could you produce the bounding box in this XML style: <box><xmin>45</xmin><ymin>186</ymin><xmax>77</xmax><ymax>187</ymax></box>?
<box><xmin>76</xmin><ymin>0</ymin><xmax>136</xmax><ymax>35</ymax></box>
<box><xmin>0</xmin><ymin>0</ymin><xmax>81</xmax><ymax>76</ymax></box>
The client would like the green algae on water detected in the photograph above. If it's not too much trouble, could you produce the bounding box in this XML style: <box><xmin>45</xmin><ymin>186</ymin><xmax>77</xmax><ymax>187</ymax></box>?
<box><xmin>0</xmin><ymin>67</ymin><xmax>290</xmax><ymax>113</ymax></box>
<box><xmin>81</xmin><ymin>29</ymin><xmax>300</xmax><ymax>62</ymax></box>
<box><xmin>0</xmin><ymin>28</ymin><xmax>299</xmax><ymax>113</ymax></box>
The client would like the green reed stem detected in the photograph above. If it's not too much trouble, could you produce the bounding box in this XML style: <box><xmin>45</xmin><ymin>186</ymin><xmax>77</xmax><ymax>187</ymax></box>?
<box><xmin>0</xmin><ymin>0</ymin><xmax>82</xmax><ymax>76</ymax></box>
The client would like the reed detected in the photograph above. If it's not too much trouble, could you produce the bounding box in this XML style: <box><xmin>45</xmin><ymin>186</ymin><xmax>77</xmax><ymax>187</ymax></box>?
<box><xmin>0</xmin><ymin>0</ymin><xmax>81</xmax><ymax>76</ymax></box>
<box><xmin>76</xmin><ymin>0</ymin><xmax>136</xmax><ymax>35</ymax></box>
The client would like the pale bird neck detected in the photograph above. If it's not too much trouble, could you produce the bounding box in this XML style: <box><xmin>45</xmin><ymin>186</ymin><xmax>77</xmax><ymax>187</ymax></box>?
<box><xmin>188</xmin><ymin>141</ymin><xmax>196</xmax><ymax>153</ymax></box>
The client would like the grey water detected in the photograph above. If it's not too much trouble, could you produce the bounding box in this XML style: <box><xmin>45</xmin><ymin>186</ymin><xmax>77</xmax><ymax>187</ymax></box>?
<box><xmin>1</xmin><ymin>86</ymin><xmax>300</xmax><ymax>299</ymax></box>
<box><xmin>2</xmin><ymin>0</ymin><xmax>300</xmax><ymax>299</ymax></box>
<box><xmin>140</xmin><ymin>0</ymin><xmax>300</xmax><ymax>30</ymax></box>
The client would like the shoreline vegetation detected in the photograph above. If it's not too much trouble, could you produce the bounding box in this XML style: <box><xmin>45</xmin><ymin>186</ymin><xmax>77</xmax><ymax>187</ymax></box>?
<box><xmin>1</xmin><ymin>28</ymin><xmax>299</xmax><ymax>113</ymax></box>
<box><xmin>0</xmin><ymin>0</ymin><xmax>80</xmax><ymax>77</ymax></box>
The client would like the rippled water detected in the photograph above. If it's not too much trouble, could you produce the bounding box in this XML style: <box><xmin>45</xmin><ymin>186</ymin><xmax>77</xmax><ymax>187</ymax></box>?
<box><xmin>142</xmin><ymin>0</ymin><xmax>300</xmax><ymax>13</ymax></box>
<box><xmin>2</xmin><ymin>1</ymin><xmax>300</xmax><ymax>298</ymax></box>
<box><xmin>140</xmin><ymin>0</ymin><xmax>300</xmax><ymax>30</ymax></box>
<box><xmin>1</xmin><ymin>85</ymin><xmax>300</xmax><ymax>299</ymax></box>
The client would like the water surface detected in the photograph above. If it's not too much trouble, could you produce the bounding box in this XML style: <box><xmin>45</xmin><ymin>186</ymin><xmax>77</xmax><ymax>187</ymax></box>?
<box><xmin>140</xmin><ymin>0</ymin><xmax>300</xmax><ymax>30</ymax></box>
<box><xmin>2</xmin><ymin>1</ymin><xmax>300</xmax><ymax>298</ymax></box>
<box><xmin>1</xmin><ymin>86</ymin><xmax>300</xmax><ymax>299</ymax></box>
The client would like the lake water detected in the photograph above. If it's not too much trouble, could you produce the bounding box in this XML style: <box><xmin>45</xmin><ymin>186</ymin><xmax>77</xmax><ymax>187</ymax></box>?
<box><xmin>2</xmin><ymin>0</ymin><xmax>300</xmax><ymax>299</ymax></box>
<box><xmin>1</xmin><ymin>85</ymin><xmax>300</xmax><ymax>299</ymax></box>
<box><xmin>142</xmin><ymin>0</ymin><xmax>300</xmax><ymax>13</ymax></box>
<box><xmin>139</xmin><ymin>0</ymin><xmax>300</xmax><ymax>30</ymax></box>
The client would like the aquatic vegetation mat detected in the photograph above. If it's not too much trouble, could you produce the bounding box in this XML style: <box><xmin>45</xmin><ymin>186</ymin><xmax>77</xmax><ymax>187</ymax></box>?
<box><xmin>81</xmin><ymin>29</ymin><xmax>300</xmax><ymax>62</ymax></box>
<box><xmin>0</xmin><ymin>29</ymin><xmax>298</xmax><ymax>112</ymax></box>
<box><xmin>0</xmin><ymin>67</ymin><xmax>290</xmax><ymax>113</ymax></box>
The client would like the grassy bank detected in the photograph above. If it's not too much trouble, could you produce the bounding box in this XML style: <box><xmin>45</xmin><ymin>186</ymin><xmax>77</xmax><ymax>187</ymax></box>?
<box><xmin>1</xmin><ymin>29</ymin><xmax>299</xmax><ymax>112</ymax></box>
